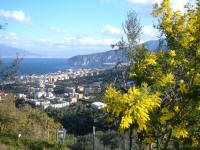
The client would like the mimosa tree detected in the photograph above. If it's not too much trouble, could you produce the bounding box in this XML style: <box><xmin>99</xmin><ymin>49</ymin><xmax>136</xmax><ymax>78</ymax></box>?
<box><xmin>103</xmin><ymin>0</ymin><xmax>200</xmax><ymax>149</ymax></box>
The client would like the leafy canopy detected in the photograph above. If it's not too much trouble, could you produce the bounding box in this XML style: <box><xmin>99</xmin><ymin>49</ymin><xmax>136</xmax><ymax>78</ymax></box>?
<box><xmin>104</xmin><ymin>0</ymin><xmax>200</xmax><ymax>148</ymax></box>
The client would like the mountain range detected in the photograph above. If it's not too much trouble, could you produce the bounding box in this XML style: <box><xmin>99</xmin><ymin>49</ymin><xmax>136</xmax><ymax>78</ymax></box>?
<box><xmin>0</xmin><ymin>44</ymin><xmax>39</xmax><ymax>58</ymax></box>
<box><xmin>65</xmin><ymin>40</ymin><xmax>161</xmax><ymax>68</ymax></box>
<box><xmin>0</xmin><ymin>40</ymin><xmax>161</xmax><ymax>68</ymax></box>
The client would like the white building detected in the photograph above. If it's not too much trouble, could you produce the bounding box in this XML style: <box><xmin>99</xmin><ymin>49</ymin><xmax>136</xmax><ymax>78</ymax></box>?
<box><xmin>40</xmin><ymin>104</ymin><xmax>49</xmax><ymax>110</ymax></box>
<box><xmin>46</xmin><ymin>92</ymin><xmax>55</xmax><ymax>99</ymax></box>
<box><xmin>91</xmin><ymin>102</ymin><xmax>106</xmax><ymax>109</ymax></box>
<box><xmin>65</xmin><ymin>76</ymin><xmax>69</xmax><ymax>80</ymax></box>
<box><xmin>18</xmin><ymin>94</ymin><xmax>26</xmax><ymax>99</ymax></box>
<box><xmin>49</xmin><ymin>101</ymin><xmax>69</xmax><ymax>109</ymax></box>
<box><xmin>34</xmin><ymin>91</ymin><xmax>46</xmax><ymax>99</ymax></box>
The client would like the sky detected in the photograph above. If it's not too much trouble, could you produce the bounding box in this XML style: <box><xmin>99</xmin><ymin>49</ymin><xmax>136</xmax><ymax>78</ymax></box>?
<box><xmin>0</xmin><ymin>0</ymin><xmax>194</xmax><ymax>57</ymax></box>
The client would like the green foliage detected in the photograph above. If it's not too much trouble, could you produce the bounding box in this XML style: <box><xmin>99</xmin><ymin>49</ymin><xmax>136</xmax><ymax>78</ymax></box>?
<box><xmin>0</xmin><ymin>24</ymin><xmax>22</xmax><ymax>81</ymax></box>
<box><xmin>0</xmin><ymin>134</ymin><xmax>67</xmax><ymax>150</ymax></box>
<box><xmin>0</xmin><ymin>94</ymin><xmax>60</xmax><ymax>141</ymax></box>
<box><xmin>70</xmin><ymin>130</ymin><xmax>127</xmax><ymax>150</ymax></box>
<box><xmin>47</xmin><ymin>101</ymin><xmax>118</xmax><ymax>136</ymax></box>
<box><xmin>103</xmin><ymin>0</ymin><xmax>200</xmax><ymax>149</ymax></box>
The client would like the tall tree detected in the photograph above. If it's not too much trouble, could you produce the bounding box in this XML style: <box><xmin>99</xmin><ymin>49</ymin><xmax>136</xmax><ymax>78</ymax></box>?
<box><xmin>103</xmin><ymin>0</ymin><xmax>200</xmax><ymax>149</ymax></box>
<box><xmin>0</xmin><ymin>23</ymin><xmax>22</xmax><ymax>81</ymax></box>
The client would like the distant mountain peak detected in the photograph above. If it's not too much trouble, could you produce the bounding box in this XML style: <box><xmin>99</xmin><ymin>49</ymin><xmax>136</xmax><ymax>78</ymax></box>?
<box><xmin>0</xmin><ymin>44</ymin><xmax>39</xmax><ymax>58</ymax></box>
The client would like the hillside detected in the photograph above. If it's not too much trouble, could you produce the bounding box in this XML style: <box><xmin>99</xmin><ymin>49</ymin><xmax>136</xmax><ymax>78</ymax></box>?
<box><xmin>66</xmin><ymin>50</ymin><xmax>128</xmax><ymax>68</ymax></box>
<box><xmin>66</xmin><ymin>40</ymin><xmax>161</xmax><ymax>68</ymax></box>
<box><xmin>0</xmin><ymin>134</ymin><xmax>68</xmax><ymax>150</ymax></box>
<box><xmin>0</xmin><ymin>93</ymin><xmax>60</xmax><ymax>141</ymax></box>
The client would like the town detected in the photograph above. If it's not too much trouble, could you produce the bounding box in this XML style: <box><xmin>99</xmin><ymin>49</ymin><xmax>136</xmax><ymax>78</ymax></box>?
<box><xmin>0</xmin><ymin>68</ymin><xmax>113</xmax><ymax>110</ymax></box>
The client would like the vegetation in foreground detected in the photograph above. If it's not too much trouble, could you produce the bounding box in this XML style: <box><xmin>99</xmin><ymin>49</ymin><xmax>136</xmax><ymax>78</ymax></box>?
<box><xmin>0</xmin><ymin>94</ymin><xmax>60</xmax><ymax>141</ymax></box>
<box><xmin>0</xmin><ymin>93</ymin><xmax>69</xmax><ymax>149</ymax></box>
<box><xmin>0</xmin><ymin>0</ymin><xmax>199</xmax><ymax>149</ymax></box>
<box><xmin>104</xmin><ymin>0</ymin><xmax>200</xmax><ymax>149</ymax></box>
<box><xmin>0</xmin><ymin>134</ymin><xmax>68</xmax><ymax>150</ymax></box>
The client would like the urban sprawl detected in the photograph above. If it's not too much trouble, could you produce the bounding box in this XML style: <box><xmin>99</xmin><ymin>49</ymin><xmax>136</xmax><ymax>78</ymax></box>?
<box><xmin>0</xmin><ymin>68</ymin><xmax>108</xmax><ymax>110</ymax></box>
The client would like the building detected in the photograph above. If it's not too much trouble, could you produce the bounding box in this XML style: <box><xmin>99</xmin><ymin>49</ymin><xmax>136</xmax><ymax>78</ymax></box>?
<box><xmin>77</xmin><ymin>86</ymin><xmax>84</xmax><ymax>93</ymax></box>
<box><xmin>84</xmin><ymin>88</ymin><xmax>95</xmax><ymax>95</ymax></box>
<box><xmin>39</xmin><ymin>83</ymin><xmax>45</xmax><ymax>88</ymax></box>
<box><xmin>28</xmin><ymin>99</ymin><xmax>40</xmax><ymax>106</ymax></box>
<box><xmin>84</xmin><ymin>96</ymin><xmax>96</xmax><ymax>100</ymax></box>
<box><xmin>63</xmin><ymin>93</ymin><xmax>69</xmax><ymax>97</ymax></box>
<box><xmin>46</xmin><ymin>92</ymin><xmax>55</xmax><ymax>99</ymax></box>
<box><xmin>91</xmin><ymin>102</ymin><xmax>106</xmax><ymax>109</ymax></box>
<box><xmin>40</xmin><ymin>104</ymin><xmax>49</xmax><ymax>110</ymax></box>
<box><xmin>45</xmin><ymin>84</ymin><xmax>56</xmax><ymax>88</ymax></box>
<box><xmin>18</xmin><ymin>93</ymin><xmax>26</xmax><ymax>99</ymax></box>
<box><xmin>78</xmin><ymin>94</ymin><xmax>84</xmax><ymax>99</ymax></box>
<box><xmin>34</xmin><ymin>91</ymin><xmax>46</xmax><ymax>99</ymax></box>
<box><xmin>92</xmin><ymin>82</ymin><xmax>102</xmax><ymax>88</ymax></box>
<box><xmin>69</xmin><ymin>97</ymin><xmax>77</xmax><ymax>104</ymax></box>
<box><xmin>49</xmin><ymin>101</ymin><xmax>69</xmax><ymax>109</ymax></box>
<box><xmin>64</xmin><ymin>87</ymin><xmax>76</xmax><ymax>93</ymax></box>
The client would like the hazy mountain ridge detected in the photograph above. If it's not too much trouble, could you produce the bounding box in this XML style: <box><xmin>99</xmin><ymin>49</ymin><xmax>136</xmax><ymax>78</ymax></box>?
<box><xmin>0</xmin><ymin>40</ymin><xmax>162</xmax><ymax>68</ymax></box>
<box><xmin>66</xmin><ymin>40</ymin><xmax>160</xmax><ymax>68</ymax></box>
<box><xmin>0</xmin><ymin>44</ymin><xmax>39</xmax><ymax>57</ymax></box>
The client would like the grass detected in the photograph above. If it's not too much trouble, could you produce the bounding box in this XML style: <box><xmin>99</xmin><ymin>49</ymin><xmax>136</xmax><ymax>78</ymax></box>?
<box><xmin>0</xmin><ymin>134</ymin><xmax>70</xmax><ymax>150</ymax></box>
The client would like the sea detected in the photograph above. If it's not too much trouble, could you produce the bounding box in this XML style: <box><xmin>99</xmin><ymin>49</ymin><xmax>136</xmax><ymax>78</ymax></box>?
<box><xmin>1</xmin><ymin>58</ymin><xmax>75</xmax><ymax>75</ymax></box>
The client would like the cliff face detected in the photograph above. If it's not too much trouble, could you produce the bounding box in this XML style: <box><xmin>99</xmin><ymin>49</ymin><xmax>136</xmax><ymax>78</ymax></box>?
<box><xmin>66</xmin><ymin>50</ymin><xmax>128</xmax><ymax>68</ymax></box>
<box><xmin>66</xmin><ymin>40</ymin><xmax>161</xmax><ymax>68</ymax></box>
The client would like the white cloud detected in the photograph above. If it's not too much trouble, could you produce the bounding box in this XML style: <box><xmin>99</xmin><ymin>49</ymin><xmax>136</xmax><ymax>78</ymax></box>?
<box><xmin>153</xmin><ymin>0</ymin><xmax>188</xmax><ymax>12</ymax></box>
<box><xmin>49</xmin><ymin>27</ymin><xmax>67</xmax><ymax>34</ymax></box>
<box><xmin>0</xmin><ymin>32</ymin><xmax>119</xmax><ymax>56</ymax></box>
<box><xmin>170</xmin><ymin>0</ymin><xmax>188</xmax><ymax>12</ymax></box>
<box><xmin>101</xmin><ymin>25</ymin><xmax>121</xmax><ymax>37</ymax></box>
<box><xmin>39</xmin><ymin>38</ymin><xmax>52</xmax><ymax>43</ymax></box>
<box><xmin>0</xmin><ymin>10</ymin><xmax>30</xmax><ymax>22</ymax></box>
<box><xmin>128</xmin><ymin>0</ymin><xmax>195</xmax><ymax>12</ymax></box>
<box><xmin>0</xmin><ymin>32</ymin><xmax>18</xmax><ymax>40</ymax></box>
<box><xmin>56</xmin><ymin>45</ymin><xmax>67</xmax><ymax>49</ymax></box>
<box><xmin>56</xmin><ymin>36</ymin><xmax>118</xmax><ymax>46</ymax></box>
<box><xmin>141</xmin><ymin>25</ymin><xmax>159</xmax><ymax>42</ymax></box>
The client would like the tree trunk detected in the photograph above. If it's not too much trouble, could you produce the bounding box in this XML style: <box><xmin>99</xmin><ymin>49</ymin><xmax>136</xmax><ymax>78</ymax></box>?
<box><xmin>164</xmin><ymin>129</ymin><xmax>172</xmax><ymax>150</ymax></box>
<box><xmin>130</xmin><ymin>126</ymin><xmax>133</xmax><ymax>150</ymax></box>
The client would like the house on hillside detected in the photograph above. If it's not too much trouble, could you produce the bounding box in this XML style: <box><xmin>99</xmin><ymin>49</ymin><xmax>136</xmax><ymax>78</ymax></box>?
<box><xmin>91</xmin><ymin>102</ymin><xmax>106</xmax><ymax>109</ymax></box>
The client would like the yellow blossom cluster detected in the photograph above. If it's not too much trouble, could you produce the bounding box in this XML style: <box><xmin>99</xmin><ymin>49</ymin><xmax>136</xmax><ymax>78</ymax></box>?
<box><xmin>104</xmin><ymin>83</ymin><xmax>161</xmax><ymax>133</ymax></box>
<box><xmin>177</xmin><ymin>80</ymin><xmax>188</xmax><ymax>94</ymax></box>
<box><xmin>144</xmin><ymin>137</ymin><xmax>155</xmax><ymax>144</ymax></box>
<box><xmin>168</xmin><ymin>50</ymin><xmax>176</xmax><ymax>57</ymax></box>
<box><xmin>104</xmin><ymin>0</ymin><xmax>200</xmax><ymax>148</ymax></box>
<box><xmin>158</xmin><ymin>73</ymin><xmax>175</xmax><ymax>86</ymax></box>
<box><xmin>192</xmin><ymin>137</ymin><xmax>199</xmax><ymax>147</ymax></box>
<box><xmin>160</xmin><ymin>107</ymin><xmax>175</xmax><ymax>125</ymax></box>
<box><xmin>144</xmin><ymin>52</ymin><xmax>157</xmax><ymax>66</ymax></box>
<box><xmin>174</xmin><ymin>105</ymin><xmax>179</xmax><ymax>112</ymax></box>
<box><xmin>193</xmin><ymin>73</ymin><xmax>200</xmax><ymax>86</ymax></box>
<box><xmin>172</xmin><ymin>122</ymin><xmax>189</xmax><ymax>138</ymax></box>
